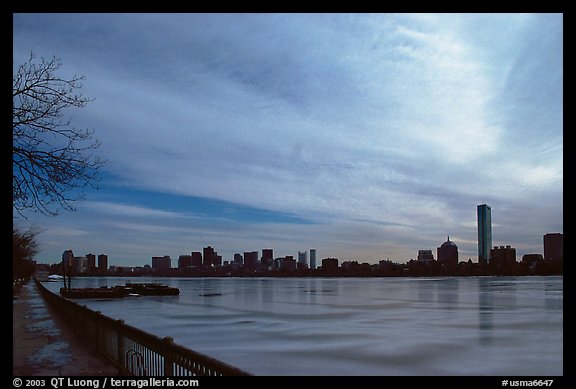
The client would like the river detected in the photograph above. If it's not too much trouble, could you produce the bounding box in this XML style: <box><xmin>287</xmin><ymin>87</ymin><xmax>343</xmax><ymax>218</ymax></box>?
<box><xmin>43</xmin><ymin>276</ymin><xmax>563</xmax><ymax>376</ymax></box>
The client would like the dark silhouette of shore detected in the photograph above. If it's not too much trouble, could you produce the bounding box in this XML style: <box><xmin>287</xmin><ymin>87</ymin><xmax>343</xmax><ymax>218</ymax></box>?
<box><xmin>49</xmin><ymin>258</ymin><xmax>562</xmax><ymax>279</ymax></box>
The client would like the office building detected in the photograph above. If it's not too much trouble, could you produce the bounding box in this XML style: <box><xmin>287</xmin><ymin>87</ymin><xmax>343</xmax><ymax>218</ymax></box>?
<box><xmin>191</xmin><ymin>252</ymin><xmax>202</xmax><ymax>267</ymax></box>
<box><xmin>298</xmin><ymin>251</ymin><xmax>307</xmax><ymax>267</ymax></box>
<box><xmin>490</xmin><ymin>245</ymin><xmax>516</xmax><ymax>266</ymax></box>
<box><xmin>72</xmin><ymin>256</ymin><xmax>87</xmax><ymax>273</ymax></box>
<box><xmin>544</xmin><ymin>233</ymin><xmax>563</xmax><ymax>262</ymax></box>
<box><xmin>281</xmin><ymin>256</ymin><xmax>297</xmax><ymax>272</ymax></box>
<box><xmin>203</xmin><ymin>246</ymin><xmax>216</xmax><ymax>267</ymax></box>
<box><xmin>417</xmin><ymin>249</ymin><xmax>435</xmax><ymax>262</ymax></box>
<box><xmin>86</xmin><ymin>253</ymin><xmax>96</xmax><ymax>271</ymax></box>
<box><xmin>262</xmin><ymin>249</ymin><xmax>274</xmax><ymax>266</ymax></box>
<box><xmin>152</xmin><ymin>256</ymin><xmax>171</xmax><ymax>271</ymax></box>
<box><xmin>522</xmin><ymin>254</ymin><xmax>543</xmax><ymax>266</ymax></box>
<box><xmin>322</xmin><ymin>258</ymin><xmax>339</xmax><ymax>270</ymax></box>
<box><xmin>437</xmin><ymin>236</ymin><xmax>458</xmax><ymax>267</ymax></box>
<box><xmin>477</xmin><ymin>204</ymin><xmax>492</xmax><ymax>264</ymax></box>
<box><xmin>310</xmin><ymin>249</ymin><xmax>317</xmax><ymax>269</ymax></box>
<box><xmin>97</xmin><ymin>254</ymin><xmax>108</xmax><ymax>271</ymax></box>
<box><xmin>244</xmin><ymin>251</ymin><xmax>258</xmax><ymax>271</ymax></box>
<box><xmin>233</xmin><ymin>253</ymin><xmax>243</xmax><ymax>265</ymax></box>
<box><xmin>178</xmin><ymin>255</ymin><xmax>192</xmax><ymax>269</ymax></box>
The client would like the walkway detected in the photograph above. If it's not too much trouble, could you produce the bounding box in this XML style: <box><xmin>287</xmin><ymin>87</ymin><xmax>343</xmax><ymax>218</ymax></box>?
<box><xmin>13</xmin><ymin>281</ymin><xmax>119</xmax><ymax>376</ymax></box>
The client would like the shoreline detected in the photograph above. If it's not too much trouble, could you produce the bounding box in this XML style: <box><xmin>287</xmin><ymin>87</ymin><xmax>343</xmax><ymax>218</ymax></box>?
<box><xmin>13</xmin><ymin>281</ymin><xmax>119</xmax><ymax>376</ymax></box>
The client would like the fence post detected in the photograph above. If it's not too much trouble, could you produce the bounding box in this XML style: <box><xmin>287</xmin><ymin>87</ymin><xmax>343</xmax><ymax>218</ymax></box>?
<box><xmin>117</xmin><ymin>320</ymin><xmax>125</xmax><ymax>374</ymax></box>
<box><xmin>33</xmin><ymin>280</ymin><xmax>252</xmax><ymax>376</ymax></box>
<box><xmin>95</xmin><ymin>311</ymin><xmax>102</xmax><ymax>351</ymax></box>
<box><xmin>163</xmin><ymin>337</ymin><xmax>174</xmax><ymax>376</ymax></box>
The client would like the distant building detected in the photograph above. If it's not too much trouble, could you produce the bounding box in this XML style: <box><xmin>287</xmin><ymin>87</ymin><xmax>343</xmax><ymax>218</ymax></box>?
<box><xmin>72</xmin><ymin>256</ymin><xmax>87</xmax><ymax>273</ymax></box>
<box><xmin>477</xmin><ymin>204</ymin><xmax>492</xmax><ymax>264</ymax></box>
<box><xmin>281</xmin><ymin>256</ymin><xmax>297</xmax><ymax>271</ymax></box>
<box><xmin>178</xmin><ymin>255</ymin><xmax>192</xmax><ymax>269</ymax></box>
<box><xmin>310</xmin><ymin>249</ymin><xmax>317</xmax><ymax>269</ymax></box>
<box><xmin>321</xmin><ymin>258</ymin><xmax>339</xmax><ymax>270</ymax></box>
<box><xmin>97</xmin><ymin>254</ymin><xmax>108</xmax><ymax>271</ymax></box>
<box><xmin>244</xmin><ymin>251</ymin><xmax>259</xmax><ymax>271</ymax></box>
<box><xmin>341</xmin><ymin>260</ymin><xmax>359</xmax><ymax>270</ymax></box>
<box><xmin>490</xmin><ymin>246</ymin><xmax>516</xmax><ymax>266</ymax></box>
<box><xmin>437</xmin><ymin>236</ymin><xmax>458</xmax><ymax>267</ymax></box>
<box><xmin>379</xmin><ymin>259</ymin><xmax>395</xmax><ymax>271</ymax></box>
<box><xmin>417</xmin><ymin>249</ymin><xmax>435</xmax><ymax>263</ymax></box>
<box><xmin>233</xmin><ymin>253</ymin><xmax>243</xmax><ymax>265</ymax></box>
<box><xmin>110</xmin><ymin>265</ymin><xmax>134</xmax><ymax>273</ymax></box>
<box><xmin>86</xmin><ymin>253</ymin><xmax>96</xmax><ymax>271</ymax></box>
<box><xmin>298</xmin><ymin>251</ymin><xmax>307</xmax><ymax>268</ymax></box>
<box><xmin>522</xmin><ymin>254</ymin><xmax>543</xmax><ymax>266</ymax></box>
<box><xmin>191</xmin><ymin>252</ymin><xmax>202</xmax><ymax>267</ymax></box>
<box><xmin>544</xmin><ymin>233</ymin><xmax>563</xmax><ymax>262</ymax></box>
<box><xmin>203</xmin><ymin>246</ymin><xmax>216</xmax><ymax>267</ymax></box>
<box><xmin>152</xmin><ymin>256</ymin><xmax>171</xmax><ymax>271</ymax></box>
<box><xmin>262</xmin><ymin>249</ymin><xmax>274</xmax><ymax>266</ymax></box>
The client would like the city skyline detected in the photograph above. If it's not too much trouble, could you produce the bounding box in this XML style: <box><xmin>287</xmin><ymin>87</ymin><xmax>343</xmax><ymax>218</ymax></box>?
<box><xmin>45</xmin><ymin>225</ymin><xmax>562</xmax><ymax>269</ymax></box>
<box><xmin>13</xmin><ymin>14</ymin><xmax>563</xmax><ymax>266</ymax></box>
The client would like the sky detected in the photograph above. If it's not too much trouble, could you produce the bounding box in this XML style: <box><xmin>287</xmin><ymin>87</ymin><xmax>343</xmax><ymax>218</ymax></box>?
<box><xmin>13</xmin><ymin>13</ymin><xmax>563</xmax><ymax>266</ymax></box>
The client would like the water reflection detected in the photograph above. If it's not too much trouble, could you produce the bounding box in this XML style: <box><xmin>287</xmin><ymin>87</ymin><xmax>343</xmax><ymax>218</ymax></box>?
<box><xmin>478</xmin><ymin>277</ymin><xmax>493</xmax><ymax>345</ymax></box>
<box><xmin>417</xmin><ymin>279</ymin><xmax>436</xmax><ymax>303</ymax></box>
<box><xmin>437</xmin><ymin>277</ymin><xmax>459</xmax><ymax>308</ymax></box>
<box><xmin>262</xmin><ymin>278</ymin><xmax>274</xmax><ymax>304</ymax></box>
<box><xmin>545</xmin><ymin>279</ymin><xmax>563</xmax><ymax>311</ymax></box>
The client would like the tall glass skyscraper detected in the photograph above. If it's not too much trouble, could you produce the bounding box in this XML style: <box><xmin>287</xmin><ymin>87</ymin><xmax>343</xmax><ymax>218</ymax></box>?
<box><xmin>477</xmin><ymin>204</ymin><xmax>492</xmax><ymax>264</ymax></box>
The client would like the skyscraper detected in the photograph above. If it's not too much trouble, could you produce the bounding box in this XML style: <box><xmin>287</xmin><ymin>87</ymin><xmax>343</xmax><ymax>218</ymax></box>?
<box><xmin>244</xmin><ymin>251</ymin><xmax>258</xmax><ymax>271</ymax></box>
<box><xmin>310</xmin><ymin>249</ymin><xmax>317</xmax><ymax>269</ymax></box>
<box><xmin>97</xmin><ymin>254</ymin><xmax>108</xmax><ymax>271</ymax></box>
<box><xmin>544</xmin><ymin>233</ymin><xmax>563</xmax><ymax>262</ymax></box>
<box><xmin>178</xmin><ymin>255</ymin><xmax>192</xmax><ymax>269</ymax></box>
<box><xmin>86</xmin><ymin>253</ymin><xmax>96</xmax><ymax>271</ymax></box>
<box><xmin>298</xmin><ymin>251</ymin><xmax>307</xmax><ymax>266</ymax></box>
<box><xmin>191</xmin><ymin>252</ymin><xmax>202</xmax><ymax>267</ymax></box>
<box><xmin>477</xmin><ymin>204</ymin><xmax>492</xmax><ymax>264</ymax></box>
<box><xmin>262</xmin><ymin>249</ymin><xmax>274</xmax><ymax>266</ymax></box>
<box><xmin>203</xmin><ymin>246</ymin><xmax>215</xmax><ymax>267</ymax></box>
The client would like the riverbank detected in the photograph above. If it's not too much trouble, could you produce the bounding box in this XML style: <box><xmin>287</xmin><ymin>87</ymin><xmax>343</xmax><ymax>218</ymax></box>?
<box><xmin>13</xmin><ymin>281</ymin><xmax>118</xmax><ymax>376</ymax></box>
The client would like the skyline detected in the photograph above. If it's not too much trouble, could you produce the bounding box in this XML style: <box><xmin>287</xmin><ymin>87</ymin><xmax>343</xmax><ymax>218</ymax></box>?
<box><xmin>13</xmin><ymin>13</ymin><xmax>563</xmax><ymax>266</ymax></box>
<box><xmin>43</xmin><ymin>223</ymin><xmax>561</xmax><ymax>269</ymax></box>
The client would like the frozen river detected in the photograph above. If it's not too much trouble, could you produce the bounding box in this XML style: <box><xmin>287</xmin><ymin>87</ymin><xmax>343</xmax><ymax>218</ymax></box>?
<box><xmin>44</xmin><ymin>276</ymin><xmax>563</xmax><ymax>376</ymax></box>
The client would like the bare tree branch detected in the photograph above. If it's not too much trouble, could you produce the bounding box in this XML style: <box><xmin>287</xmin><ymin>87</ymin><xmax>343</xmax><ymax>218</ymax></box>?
<box><xmin>13</xmin><ymin>52</ymin><xmax>105</xmax><ymax>217</ymax></box>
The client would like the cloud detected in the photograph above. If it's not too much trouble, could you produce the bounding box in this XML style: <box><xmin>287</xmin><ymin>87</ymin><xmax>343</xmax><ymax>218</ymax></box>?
<box><xmin>82</xmin><ymin>201</ymin><xmax>184</xmax><ymax>219</ymax></box>
<box><xmin>13</xmin><ymin>13</ymin><xmax>563</xmax><ymax>265</ymax></box>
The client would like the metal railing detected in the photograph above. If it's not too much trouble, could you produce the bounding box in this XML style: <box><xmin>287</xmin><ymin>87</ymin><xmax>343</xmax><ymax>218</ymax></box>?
<box><xmin>34</xmin><ymin>279</ymin><xmax>251</xmax><ymax>376</ymax></box>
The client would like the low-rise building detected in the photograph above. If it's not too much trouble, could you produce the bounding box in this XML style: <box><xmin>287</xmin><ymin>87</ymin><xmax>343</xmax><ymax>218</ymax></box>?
<box><xmin>490</xmin><ymin>245</ymin><xmax>516</xmax><ymax>266</ymax></box>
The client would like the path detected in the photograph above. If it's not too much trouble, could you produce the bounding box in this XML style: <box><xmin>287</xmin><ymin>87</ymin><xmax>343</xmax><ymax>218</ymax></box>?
<box><xmin>13</xmin><ymin>280</ymin><xmax>119</xmax><ymax>376</ymax></box>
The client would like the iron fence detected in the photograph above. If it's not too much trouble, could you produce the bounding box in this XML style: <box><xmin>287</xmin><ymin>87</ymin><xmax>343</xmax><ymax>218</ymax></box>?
<box><xmin>34</xmin><ymin>279</ymin><xmax>251</xmax><ymax>376</ymax></box>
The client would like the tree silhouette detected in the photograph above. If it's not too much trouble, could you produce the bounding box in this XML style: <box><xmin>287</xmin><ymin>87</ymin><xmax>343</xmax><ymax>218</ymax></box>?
<box><xmin>13</xmin><ymin>53</ymin><xmax>104</xmax><ymax>216</ymax></box>
<box><xmin>13</xmin><ymin>227</ymin><xmax>38</xmax><ymax>282</ymax></box>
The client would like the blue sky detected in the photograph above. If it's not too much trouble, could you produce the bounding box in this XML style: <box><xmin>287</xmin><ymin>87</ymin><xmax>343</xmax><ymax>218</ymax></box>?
<box><xmin>13</xmin><ymin>13</ymin><xmax>563</xmax><ymax>266</ymax></box>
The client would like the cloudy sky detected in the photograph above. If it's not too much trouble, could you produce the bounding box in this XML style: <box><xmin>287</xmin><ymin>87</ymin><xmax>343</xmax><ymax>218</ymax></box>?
<box><xmin>13</xmin><ymin>13</ymin><xmax>563</xmax><ymax>266</ymax></box>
